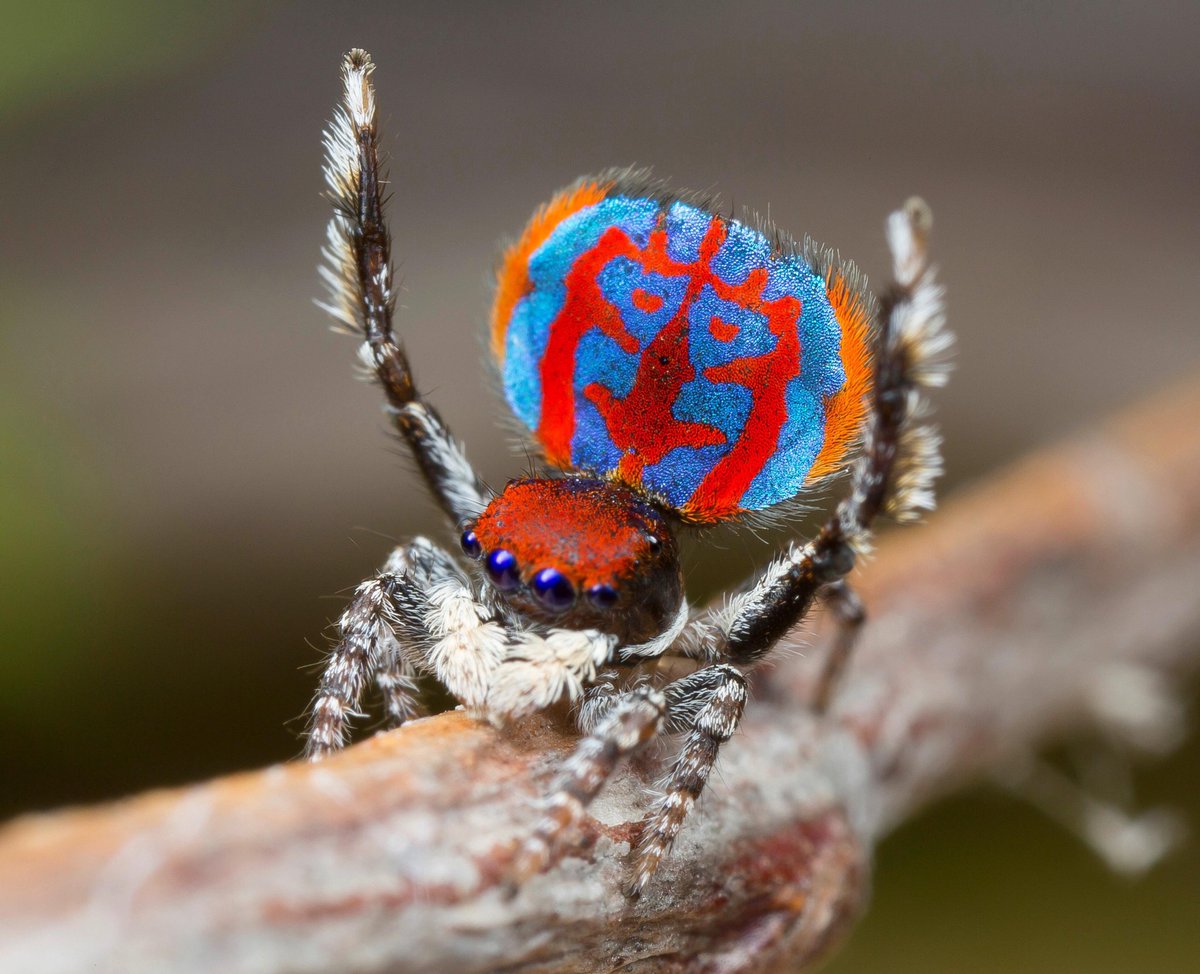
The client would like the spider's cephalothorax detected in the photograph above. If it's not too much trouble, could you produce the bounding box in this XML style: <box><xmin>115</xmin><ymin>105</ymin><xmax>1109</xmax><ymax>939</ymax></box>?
<box><xmin>466</xmin><ymin>477</ymin><xmax>682</xmax><ymax>644</ymax></box>
<box><xmin>306</xmin><ymin>50</ymin><xmax>953</xmax><ymax>897</ymax></box>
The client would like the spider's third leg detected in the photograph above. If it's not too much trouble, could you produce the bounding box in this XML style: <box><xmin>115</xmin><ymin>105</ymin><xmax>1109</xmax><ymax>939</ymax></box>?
<box><xmin>631</xmin><ymin>664</ymin><xmax>747</xmax><ymax>896</ymax></box>
<box><xmin>508</xmin><ymin>683</ymin><xmax>666</xmax><ymax>886</ymax></box>
<box><xmin>813</xmin><ymin>580</ymin><xmax>866</xmax><ymax>715</ymax></box>
<box><xmin>687</xmin><ymin>198</ymin><xmax>950</xmax><ymax>673</ymax></box>
<box><xmin>321</xmin><ymin>50</ymin><xmax>489</xmax><ymax>525</ymax></box>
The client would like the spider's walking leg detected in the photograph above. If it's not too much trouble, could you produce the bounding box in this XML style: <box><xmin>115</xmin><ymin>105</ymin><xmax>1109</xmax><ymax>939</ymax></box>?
<box><xmin>303</xmin><ymin>538</ymin><xmax>462</xmax><ymax>759</ymax></box>
<box><xmin>813</xmin><ymin>580</ymin><xmax>866</xmax><ymax>714</ymax></box>
<box><xmin>631</xmin><ymin>664</ymin><xmax>747</xmax><ymax>896</ymax></box>
<box><xmin>375</xmin><ymin>658</ymin><xmax>421</xmax><ymax>729</ymax></box>
<box><xmin>321</xmin><ymin>50</ymin><xmax>489</xmax><ymax>525</ymax></box>
<box><xmin>508</xmin><ymin>684</ymin><xmax>666</xmax><ymax>885</ymax></box>
<box><xmin>305</xmin><ymin>570</ymin><xmax>405</xmax><ymax>760</ymax></box>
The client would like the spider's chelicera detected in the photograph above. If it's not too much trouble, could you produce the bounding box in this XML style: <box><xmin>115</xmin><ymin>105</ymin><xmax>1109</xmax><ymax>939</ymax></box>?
<box><xmin>305</xmin><ymin>49</ymin><xmax>953</xmax><ymax>897</ymax></box>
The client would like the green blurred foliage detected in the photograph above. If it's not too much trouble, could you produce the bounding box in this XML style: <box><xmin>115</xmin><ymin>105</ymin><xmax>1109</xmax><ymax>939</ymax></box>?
<box><xmin>0</xmin><ymin>0</ymin><xmax>243</xmax><ymax>123</ymax></box>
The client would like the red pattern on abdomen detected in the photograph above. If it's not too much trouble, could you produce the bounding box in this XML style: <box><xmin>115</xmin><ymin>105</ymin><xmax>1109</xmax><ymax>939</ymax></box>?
<box><xmin>536</xmin><ymin>213</ymin><xmax>806</xmax><ymax>520</ymax></box>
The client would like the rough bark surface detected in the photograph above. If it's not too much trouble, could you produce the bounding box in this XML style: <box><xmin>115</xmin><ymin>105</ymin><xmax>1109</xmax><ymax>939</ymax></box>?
<box><xmin>2</xmin><ymin>378</ymin><xmax>1199</xmax><ymax>974</ymax></box>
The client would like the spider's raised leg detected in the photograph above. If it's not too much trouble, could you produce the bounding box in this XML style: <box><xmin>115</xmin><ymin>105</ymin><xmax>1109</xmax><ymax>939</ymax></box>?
<box><xmin>692</xmin><ymin>198</ymin><xmax>950</xmax><ymax>677</ymax></box>
<box><xmin>303</xmin><ymin>538</ymin><xmax>463</xmax><ymax>760</ymax></box>
<box><xmin>631</xmin><ymin>664</ymin><xmax>747</xmax><ymax>896</ymax></box>
<box><xmin>508</xmin><ymin>682</ymin><xmax>666</xmax><ymax>886</ymax></box>
<box><xmin>813</xmin><ymin>580</ymin><xmax>866</xmax><ymax>714</ymax></box>
<box><xmin>321</xmin><ymin>50</ymin><xmax>489</xmax><ymax>525</ymax></box>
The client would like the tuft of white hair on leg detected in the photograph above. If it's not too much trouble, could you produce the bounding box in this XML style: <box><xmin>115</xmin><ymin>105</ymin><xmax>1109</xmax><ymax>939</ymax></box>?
<box><xmin>886</xmin><ymin>422</ymin><xmax>945</xmax><ymax>523</ymax></box>
<box><xmin>885</xmin><ymin>198</ymin><xmax>954</xmax><ymax>390</ymax></box>
<box><xmin>317</xmin><ymin>50</ymin><xmax>385</xmax><ymax>337</ymax></box>
<box><xmin>843</xmin><ymin>197</ymin><xmax>955</xmax><ymax>532</ymax></box>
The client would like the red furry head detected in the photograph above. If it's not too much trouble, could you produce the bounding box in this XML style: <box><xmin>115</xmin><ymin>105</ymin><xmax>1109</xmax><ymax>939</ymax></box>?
<box><xmin>464</xmin><ymin>477</ymin><xmax>682</xmax><ymax>643</ymax></box>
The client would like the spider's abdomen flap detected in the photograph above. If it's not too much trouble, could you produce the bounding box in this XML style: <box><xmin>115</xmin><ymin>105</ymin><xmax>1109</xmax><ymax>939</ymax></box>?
<box><xmin>492</xmin><ymin>172</ymin><xmax>873</xmax><ymax>522</ymax></box>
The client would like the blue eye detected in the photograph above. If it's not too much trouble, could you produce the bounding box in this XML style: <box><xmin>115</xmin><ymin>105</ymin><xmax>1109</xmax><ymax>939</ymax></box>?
<box><xmin>532</xmin><ymin>567</ymin><xmax>575</xmax><ymax>611</ymax></box>
<box><xmin>485</xmin><ymin>549</ymin><xmax>520</xmax><ymax>591</ymax></box>
<box><xmin>460</xmin><ymin>529</ymin><xmax>483</xmax><ymax>559</ymax></box>
<box><xmin>586</xmin><ymin>583</ymin><xmax>619</xmax><ymax>609</ymax></box>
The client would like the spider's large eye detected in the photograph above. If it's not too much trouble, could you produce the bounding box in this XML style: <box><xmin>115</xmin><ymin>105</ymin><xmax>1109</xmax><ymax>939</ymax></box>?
<box><xmin>460</xmin><ymin>528</ymin><xmax>483</xmax><ymax>560</ymax></box>
<box><xmin>586</xmin><ymin>583</ymin><xmax>619</xmax><ymax>609</ymax></box>
<box><xmin>532</xmin><ymin>567</ymin><xmax>575</xmax><ymax>611</ymax></box>
<box><xmin>485</xmin><ymin>549</ymin><xmax>520</xmax><ymax>591</ymax></box>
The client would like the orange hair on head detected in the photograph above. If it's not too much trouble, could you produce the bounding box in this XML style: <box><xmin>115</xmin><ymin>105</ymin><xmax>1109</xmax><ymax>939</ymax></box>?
<box><xmin>490</xmin><ymin>180</ymin><xmax>610</xmax><ymax>362</ymax></box>
<box><xmin>806</xmin><ymin>273</ymin><xmax>874</xmax><ymax>482</ymax></box>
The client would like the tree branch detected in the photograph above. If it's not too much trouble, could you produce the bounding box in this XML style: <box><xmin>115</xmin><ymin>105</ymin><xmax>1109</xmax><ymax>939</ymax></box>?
<box><xmin>3</xmin><ymin>377</ymin><xmax>1200</xmax><ymax>974</ymax></box>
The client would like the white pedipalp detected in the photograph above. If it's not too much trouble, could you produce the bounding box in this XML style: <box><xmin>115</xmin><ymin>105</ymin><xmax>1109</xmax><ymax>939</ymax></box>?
<box><xmin>424</xmin><ymin>577</ymin><xmax>507</xmax><ymax>711</ymax></box>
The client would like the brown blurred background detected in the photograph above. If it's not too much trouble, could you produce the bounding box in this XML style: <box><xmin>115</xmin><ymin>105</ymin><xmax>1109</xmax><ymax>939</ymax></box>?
<box><xmin>1</xmin><ymin>1</ymin><xmax>1197</xmax><ymax>970</ymax></box>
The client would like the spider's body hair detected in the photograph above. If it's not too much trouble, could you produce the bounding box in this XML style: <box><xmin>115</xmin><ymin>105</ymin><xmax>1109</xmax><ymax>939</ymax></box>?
<box><xmin>618</xmin><ymin>602</ymin><xmax>690</xmax><ymax>659</ymax></box>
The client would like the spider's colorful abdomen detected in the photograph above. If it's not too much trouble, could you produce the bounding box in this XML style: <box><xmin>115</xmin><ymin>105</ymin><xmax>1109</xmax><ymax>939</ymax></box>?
<box><xmin>492</xmin><ymin>172</ymin><xmax>874</xmax><ymax>523</ymax></box>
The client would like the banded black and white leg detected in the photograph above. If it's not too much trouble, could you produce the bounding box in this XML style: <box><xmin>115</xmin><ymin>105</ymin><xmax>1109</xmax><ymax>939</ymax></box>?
<box><xmin>321</xmin><ymin>49</ymin><xmax>489</xmax><ymax>527</ymax></box>
<box><xmin>304</xmin><ymin>538</ymin><xmax>466</xmax><ymax>759</ymax></box>
<box><xmin>374</xmin><ymin>657</ymin><xmax>422</xmax><ymax>729</ymax></box>
<box><xmin>509</xmin><ymin>680</ymin><xmax>667</xmax><ymax>885</ymax></box>
<box><xmin>631</xmin><ymin>663</ymin><xmax>747</xmax><ymax>896</ymax></box>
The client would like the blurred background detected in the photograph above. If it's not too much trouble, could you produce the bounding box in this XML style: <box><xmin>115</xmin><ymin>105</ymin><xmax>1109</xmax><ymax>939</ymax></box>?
<box><xmin>1</xmin><ymin>1</ymin><xmax>1197</xmax><ymax>969</ymax></box>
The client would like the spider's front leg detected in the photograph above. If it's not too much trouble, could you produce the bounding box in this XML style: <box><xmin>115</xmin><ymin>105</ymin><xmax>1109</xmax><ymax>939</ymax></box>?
<box><xmin>304</xmin><ymin>538</ymin><xmax>461</xmax><ymax>759</ymax></box>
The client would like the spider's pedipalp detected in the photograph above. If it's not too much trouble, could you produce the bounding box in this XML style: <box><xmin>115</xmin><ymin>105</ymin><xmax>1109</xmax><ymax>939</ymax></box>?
<box><xmin>485</xmin><ymin>627</ymin><xmax>619</xmax><ymax>722</ymax></box>
<box><xmin>423</xmin><ymin>575</ymin><xmax>508</xmax><ymax>712</ymax></box>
